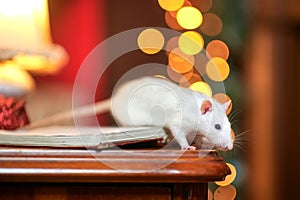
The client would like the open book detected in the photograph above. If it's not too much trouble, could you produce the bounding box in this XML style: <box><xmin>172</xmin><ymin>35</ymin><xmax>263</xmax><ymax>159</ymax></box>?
<box><xmin>0</xmin><ymin>126</ymin><xmax>167</xmax><ymax>149</ymax></box>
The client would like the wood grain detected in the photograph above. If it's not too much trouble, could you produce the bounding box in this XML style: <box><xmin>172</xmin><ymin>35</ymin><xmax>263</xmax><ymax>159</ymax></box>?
<box><xmin>0</xmin><ymin>148</ymin><xmax>230</xmax><ymax>183</ymax></box>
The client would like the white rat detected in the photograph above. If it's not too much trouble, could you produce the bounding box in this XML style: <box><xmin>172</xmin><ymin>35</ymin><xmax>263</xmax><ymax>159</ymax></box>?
<box><xmin>28</xmin><ymin>77</ymin><xmax>233</xmax><ymax>151</ymax></box>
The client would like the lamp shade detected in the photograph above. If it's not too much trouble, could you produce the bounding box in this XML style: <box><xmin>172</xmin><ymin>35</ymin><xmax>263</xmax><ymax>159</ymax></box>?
<box><xmin>0</xmin><ymin>0</ymin><xmax>68</xmax><ymax>75</ymax></box>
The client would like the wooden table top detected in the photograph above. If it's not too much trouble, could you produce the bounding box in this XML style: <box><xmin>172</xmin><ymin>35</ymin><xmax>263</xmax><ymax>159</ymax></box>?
<box><xmin>0</xmin><ymin>147</ymin><xmax>230</xmax><ymax>183</ymax></box>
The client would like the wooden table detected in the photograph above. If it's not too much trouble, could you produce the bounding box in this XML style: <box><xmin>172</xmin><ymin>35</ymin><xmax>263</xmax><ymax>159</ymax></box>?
<box><xmin>0</xmin><ymin>147</ymin><xmax>230</xmax><ymax>199</ymax></box>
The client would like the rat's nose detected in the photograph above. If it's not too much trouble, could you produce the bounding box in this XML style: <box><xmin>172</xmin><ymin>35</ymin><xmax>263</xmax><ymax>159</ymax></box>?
<box><xmin>225</xmin><ymin>143</ymin><xmax>233</xmax><ymax>150</ymax></box>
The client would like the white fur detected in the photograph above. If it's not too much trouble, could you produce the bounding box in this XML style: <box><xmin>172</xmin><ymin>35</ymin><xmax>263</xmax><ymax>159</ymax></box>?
<box><xmin>111</xmin><ymin>77</ymin><xmax>233</xmax><ymax>151</ymax></box>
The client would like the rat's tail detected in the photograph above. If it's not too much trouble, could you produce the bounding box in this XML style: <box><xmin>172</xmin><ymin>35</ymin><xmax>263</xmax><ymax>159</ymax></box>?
<box><xmin>27</xmin><ymin>99</ymin><xmax>111</xmax><ymax>129</ymax></box>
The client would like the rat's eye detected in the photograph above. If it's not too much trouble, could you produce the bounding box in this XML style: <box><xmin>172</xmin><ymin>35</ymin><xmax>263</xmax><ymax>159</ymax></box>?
<box><xmin>215</xmin><ymin>124</ymin><xmax>221</xmax><ymax>130</ymax></box>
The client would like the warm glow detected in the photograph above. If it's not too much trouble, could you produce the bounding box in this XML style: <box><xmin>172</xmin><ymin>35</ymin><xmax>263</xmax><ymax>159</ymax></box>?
<box><xmin>189</xmin><ymin>0</ymin><xmax>213</xmax><ymax>13</ymax></box>
<box><xmin>0</xmin><ymin>0</ymin><xmax>52</xmax><ymax>50</ymax></box>
<box><xmin>0</xmin><ymin>62</ymin><xmax>35</xmax><ymax>96</ymax></box>
<box><xmin>164</xmin><ymin>11</ymin><xmax>183</xmax><ymax>31</ymax></box>
<box><xmin>165</xmin><ymin>36</ymin><xmax>179</xmax><ymax>56</ymax></box>
<box><xmin>231</xmin><ymin>129</ymin><xmax>235</xmax><ymax>142</ymax></box>
<box><xmin>168</xmin><ymin>48</ymin><xmax>194</xmax><ymax>73</ymax></box>
<box><xmin>208</xmin><ymin>189</ymin><xmax>213</xmax><ymax>200</ymax></box>
<box><xmin>158</xmin><ymin>0</ymin><xmax>184</xmax><ymax>11</ymax></box>
<box><xmin>206</xmin><ymin>57</ymin><xmax>230</xmax><ymax>82</ymax></box>
<box><xmin>169</xmin><ymin>0</ymin><xmax>191</xmax><ymax>18</ymax></box>
<box><xmin>194</xmin><ymin>53</ymin><xmax>209</xmax><ymax>76</ymax></box>
<box><xmin>189</xmin><ymin>81</ymin><xmax>212</xmax><ymax>96</ymax></box>
<box><xmin>137</xmin><ymin>28</ymin><xmax>165</xmax><ymax>54</ymax></box>
<box><xmin>179</xmin><ymin>73</ymin><xmax>203</xmax><ymax>87</ymax></box>
<box><xmin>214</xmin><ymin>185</ymin><xmax>237</xmax><ymax>200</ymax></box>
<box><xmin>167</xmin><ymin>66</ymin><xmax>193</xmax><ymax>82</ymax></box>
<box><xmin>213</xmin><ymin>93</ymin><xmax>232</xmax><ymax>115</ymax></box>
<box><xmin>206</xmin><ymin>40</ymin><xmax>230</xmax><ymax>60</ymax></box>
<box><xmin>215</xmin><ymin>163</ymin><xmax>237</xmax><ymax>186</ymax></box>
<box><xmin>0</xmin><ymin>0</ymin><xmax>68</xmax><ymax>75</ymax></box>
<box><xmin>177</xmin><ymin>6</ymin><xmax>203</xmax><ymax>30</ymax></box>
<box><xmin>179</xmin><ymin>31</ymin><xmax>204</xmax><ymax>55</ymax></box>
<box><xmin>200</xmin><ymin>13</ymin><xmax>223</xmax><ymax>36</ymax></box>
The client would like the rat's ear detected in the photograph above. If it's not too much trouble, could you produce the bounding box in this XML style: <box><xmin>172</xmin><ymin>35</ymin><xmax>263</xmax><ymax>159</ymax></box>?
<box><xmin>223</xmin><ymin>100</ymin><xmax>232</xmax><ymax>111</ymax></box>
<box><xmin>201</xmin><ymin>100</ymin><xmax>212</xmax><ymax>115</ymax></box>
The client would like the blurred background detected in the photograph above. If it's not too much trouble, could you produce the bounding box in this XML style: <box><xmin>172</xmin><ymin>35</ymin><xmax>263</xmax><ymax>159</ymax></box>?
<box><xmin>5</xmin><ymin>0</ymin><xmax>300</xmax><ymax>199</ymax></box>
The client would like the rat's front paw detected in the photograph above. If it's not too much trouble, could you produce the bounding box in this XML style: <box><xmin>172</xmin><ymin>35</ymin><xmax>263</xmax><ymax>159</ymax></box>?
<box><xmin>181</xmin><ymin>146</ymin><xmax>196</xmax><ymax>151</ymax></box>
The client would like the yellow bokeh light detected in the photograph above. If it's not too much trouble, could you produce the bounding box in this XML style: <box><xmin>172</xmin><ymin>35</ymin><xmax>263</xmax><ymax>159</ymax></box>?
<box><xmin>215</xmin><ymin>163</ymin><xmax>237</xmax><ymax>186</ymax></box>
<box><xmin>169</xmin><ymin>0</ymin><xmax>191</xmax><ymax>18</ymax></box>
<box><xmin>200</xmin><ymin>13</ymin><xmax>223</xmax><ymax>36</ymax></box>
<box><xmin>206</xmin><ymin>57</ymin><xmax>230</xmax><ymax>82</ymax></box>
<box><xmin>177</xmin><ymin>6</ymin><xmax>203</xmax><ymax>30</ymax></box>
<box><xmin>179</xmin><ymin>31</ymin><xmax>204</xmax><ymax>55</ymax></box>
<box><xmin>213</xmin><ymin>93</ymin><xmax>232</xmax><ymax>115</ymax></box>
<box><xmin>137</xmin><ymin>28</ymin><xmax>165</xmax><ymax>54</ymax></box>
<box><xmin>206</xmin><ymin>40</ymin><xmax>230</xmax><ymax>60</ymax></box>
<box><xmin>168</xmin><ymin>48</ymin><xmax>194</xmax><ymax>73</ymax></box>
<box><xmin>214</xmin><ymin>185</ymin><xmax>237</xmax><ymax>200</ymax></box>
<box><xmin>189</xmin><ymin>81</ymin><xmax>212</xmax><ymax>96</ymax></box>
<box><xmin>158</xmin><ymin>0</ymin><xmax>184</xmax><ymax>11</ymax></box>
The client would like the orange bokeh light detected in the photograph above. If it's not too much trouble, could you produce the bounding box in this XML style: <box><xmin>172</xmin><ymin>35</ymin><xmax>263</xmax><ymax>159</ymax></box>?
<box><xmin>165</xmin><ymin>36</ymin><xmax>179</xmax><ymax>56</ymax></box>
<box><xmin>189</xmin><ymin>0</ymin><xmax>213</xmax><ymax>13</ymax></box>
<box><xmin>179</xmin><ymin>73</ymin><xmax>202</xmax><ymax>87</ymax></box>
<box><xmin>200</xmin><ymin>13</ymin><xmax>223</xmax><ymax>36</ymax></box>
<box><xmin>215</xmin><ymin>163</ymin><xmax>237</xmax><ymax>186</ymax></box>
<box><xmin>164</xmin><ymin>11</ymin><xmax>183</xmax><ymax>31</ymax></box>
<box><xmin>167</xmin><ymin>66</ymin><xmax>193</xmax><ymax>82</ymax></box>
<box><xmin>168</xmin><ymin>48</ymin><xmax>194</xmax><ymax>73</ymax></box>
<box><xmin>214</xmin><ymin>185</ymin><xmax>237</xmax><ymax>200</ymax></box>
<box><xmin>206</xmin><ymin>40</ymin><xmax>230</xmax><ymax>60</ymax></box>
<box><xmin>213</xmin><ymin>93</ymin><xmax>232</xmax><ymax>115</ymax></box>
<box><xmin>206</xmin><ymin>57</ymin><xmax>230</xmax><ymax>82</ymax></box>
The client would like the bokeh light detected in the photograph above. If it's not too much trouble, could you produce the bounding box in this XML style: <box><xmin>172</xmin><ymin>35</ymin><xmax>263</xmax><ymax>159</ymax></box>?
<box><xmin>194</xmin><ymin>52</ymin><xmax>209</xmax><ymax>76</ymax></box>
<box><xmin>137</xmin><ymin>28</ymin><xmax>165</xmax><ymax>54</ymax></box>
<box><xmin>158</xmin><ymin>0</ymin><xmax>184</xmax><ymax>11</ymax></box>
<box><xmin>179</xmin><ymin>73</ymin><xmax>203</xmax><ymax>87</ymax></box>
<box><xmin>177</xmin><ymin>6</ymin><xmax>203</xmax><ymax>30</ymax></box>
<box><xmin>206</xmin><ymin>57</ymin><xmax>230</xmax><ymax>82</ymax></box>
<box><xmin>231</xmin><ymin>129</ymin><xmax>235</xmax><ymax>143</ymax></box>
<box><xmin>167</xmin><ymin>66</ymin><xmax>193</xmax><ymax>82</ymax></box>
<box><xmin>189</xmin><ymin>81</ymin><xmax>212</xmax><ymax>96</ymax></box>
<box><xmin>170</xmin><ymin>0</ymin><xmax>191</xmax><ymax>18</ymax></box>
<box><xmin>168</xmin><ymin>48</ymin><xmax>194</xmax><ymax>73</ymax></box>
<box><xmin>213</xmin><ymin>93</ymin><xmax>232</xmax><ymax>115</ymax></box>
<box><xmin>165</xmin><ymin>11</ymin><xmax>184</xmax><ymax>31</ymax></box>
<box><xmin>165</xmin><ymin>36</ymin><xmax>179</xmax><ymax>56</ymax></box>
<box><xmin>206</xmin><ymin>40</ymin><xmax>230</xmax><ymax>60</ymax></box>
<box><xmin>200</xmin><ymin>13</ymin><xmax>223</xmax><ymax>36</ymax></box>
<box><xmin>215</xmin><ymin>163</ymin><xmax>237</xmax><ymax>186</ymax></box>
<box><xmin>208</xmin><ymin>188</ymin><xmax>213</xmax><ymax>200</ymax></box>
<box><xmin>178</xmin><ymin>31</ymin><xmax>204</xmax><ymax>55</ymax></box>
<box><xmin>214</xmin><ymin>185</ymin><xmax>237</xmax><ymax>200</ymax></box>
<box><xmin>189</xmin><ymin>0</ymin><xmax>212</xmax><ymax>13</ymax></box>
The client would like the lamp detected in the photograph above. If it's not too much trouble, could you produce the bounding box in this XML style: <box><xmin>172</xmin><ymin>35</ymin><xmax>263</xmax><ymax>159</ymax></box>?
<box><xmin>0</xmin><ymin>0</ymin><xmax>68</xmax><ymax>97</ymax></box>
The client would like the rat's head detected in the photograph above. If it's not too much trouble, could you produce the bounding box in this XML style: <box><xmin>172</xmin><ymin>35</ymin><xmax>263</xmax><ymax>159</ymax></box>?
<box><xmin>198</xmin><ymin>99</ymin><xmax>233</xmax><ymax>151</ymax></box>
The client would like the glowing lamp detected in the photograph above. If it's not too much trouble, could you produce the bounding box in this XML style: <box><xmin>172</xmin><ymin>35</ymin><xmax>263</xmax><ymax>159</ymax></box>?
<box><xmin>0</xmin><ymin>0</ymin><xmax>68</xmax><ymax>97</ymax></box>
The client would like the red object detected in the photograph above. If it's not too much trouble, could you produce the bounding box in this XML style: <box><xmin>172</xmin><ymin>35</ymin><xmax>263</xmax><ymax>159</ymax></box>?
<box><xmin>0</xmin><ymin>96</ymin><xmax>30</xmax><ymax>130</ymax></box>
